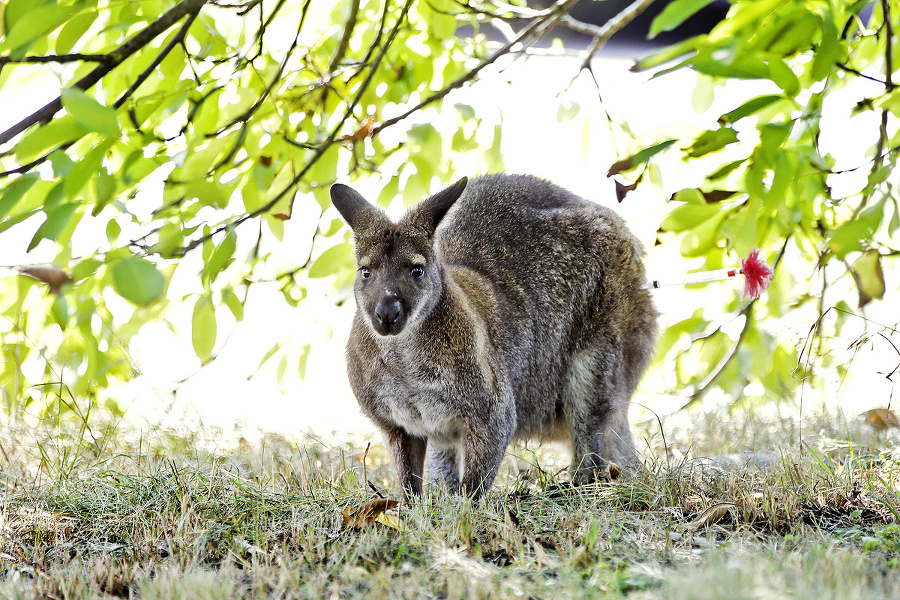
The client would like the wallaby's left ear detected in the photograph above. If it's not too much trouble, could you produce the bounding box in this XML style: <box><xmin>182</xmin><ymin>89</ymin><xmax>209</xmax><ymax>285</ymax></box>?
<box><xmin>331</xmin><ymin>183</ymin><xmax>384</xmax><ymax>234</ymax></box>
<box><xmin>409</xmin><ymin>177</ymin><xmax>468</xmax><ymax>234</ymax></box>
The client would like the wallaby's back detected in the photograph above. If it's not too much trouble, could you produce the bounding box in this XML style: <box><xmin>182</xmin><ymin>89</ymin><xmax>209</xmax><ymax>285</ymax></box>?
<box><xmin>436</xmin><ymin>174</ymin><xmax>655</xmax><ymax>436</ymax></box>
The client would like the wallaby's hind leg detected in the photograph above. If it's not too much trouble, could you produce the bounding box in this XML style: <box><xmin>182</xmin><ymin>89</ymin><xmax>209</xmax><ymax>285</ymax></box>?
<box><xmin>564</xmin><ymin>347</ymin><xmax>636</xmax><ymax>484</ymax></box>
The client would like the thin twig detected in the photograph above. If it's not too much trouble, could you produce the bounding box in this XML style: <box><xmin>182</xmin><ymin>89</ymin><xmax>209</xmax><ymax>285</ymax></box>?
<box><xmin>579</xmin><ymin>0</ymin><xmax>659</xmax><ymax>71</ymax></box>
<box><xmin>373</xmin><ymin>0</ymin><xmax>582</xmax><ymax>137</ymax></box>
<box><xmin>173</xmin><ymin>0</ymin><xmax>418</xmax><ymax>256</ymax></box>
<box><xmin>0</xmin><ymin>0</ymin><xmax>210</xmax><ymax>147</ymax></box>
<box><xmin>328</xmin><ymin>0</ymin><xmax>361</xmax><ymax>73</ymax></box>
<box><xmin>855</xmin><ymin>0</ymin><xmax>895</xmax><ymax>217</ymax></box>
<box><xmin>114</xmin><ymin>9</ymin><xmax>202</xmax><ymax>109</ymax></box>
<box><xmin>678</xmin><ymin>235</ymin><xmax>792</xmax><ymax>411</ymax></box>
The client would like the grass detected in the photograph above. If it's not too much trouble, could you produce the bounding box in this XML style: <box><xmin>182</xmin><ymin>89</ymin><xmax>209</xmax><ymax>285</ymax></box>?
<box><xmin>1</xmin><ymin>409</ymin><xmax>899</xmax><ymax>599</ymax></box>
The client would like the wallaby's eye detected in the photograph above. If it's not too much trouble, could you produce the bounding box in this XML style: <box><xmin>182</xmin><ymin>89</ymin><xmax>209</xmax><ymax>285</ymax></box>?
<box><xmin>410</xmin><ymin>265</ymin><xmax>425</xmax><ymax>279</ymax></box>
<box><xmin>359</xmin><ymin>266</ymin><xmax>372</xmax><ymax>279</ymax></box>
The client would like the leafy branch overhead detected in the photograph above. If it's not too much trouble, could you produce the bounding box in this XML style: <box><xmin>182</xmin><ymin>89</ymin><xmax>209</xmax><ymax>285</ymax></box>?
<box><xmin>614</xmin><ymin>0</ymin><xmax>899</xmax><ymax>406</ymax></box>
<box><xmin>1</xmin><ymin>0</ymin><xmax>897</xmax><ymax>419</ymax></box>
<box><xmin>0</xmin><ymin>0</ymin><xmax>653</xmax><ymax>418</ymax></box>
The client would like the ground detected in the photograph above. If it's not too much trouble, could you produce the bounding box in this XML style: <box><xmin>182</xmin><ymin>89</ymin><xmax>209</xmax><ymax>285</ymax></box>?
<box><xmin>1</xmin><ymin>409</ymin><xmax>898</xmax><ymax>599</ymax></box>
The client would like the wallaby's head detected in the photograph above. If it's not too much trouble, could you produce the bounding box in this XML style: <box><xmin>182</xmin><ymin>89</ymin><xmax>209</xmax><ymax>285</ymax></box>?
<box><xmin>330</xmin><ymin>178</ymin><xmax>469</xmax><ymax>336</ymax></box>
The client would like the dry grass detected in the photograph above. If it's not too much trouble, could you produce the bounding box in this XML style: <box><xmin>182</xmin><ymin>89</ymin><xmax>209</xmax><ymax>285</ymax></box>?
<box><xmin>1</xmin><ymin>409</ymin><xmax>899</xmax><ymax>599</ymax></box>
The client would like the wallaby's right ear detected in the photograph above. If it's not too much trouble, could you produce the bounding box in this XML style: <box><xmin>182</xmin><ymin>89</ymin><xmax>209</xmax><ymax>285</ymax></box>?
<box><xmin>330</xmin><ymin>183</ymin><xmax>382</xmax><ymax>234</ymax></box>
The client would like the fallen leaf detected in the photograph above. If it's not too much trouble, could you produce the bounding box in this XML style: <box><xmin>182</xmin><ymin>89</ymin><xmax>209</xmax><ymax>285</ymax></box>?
<box><xmin>686</xmin><ymin>503</ymin><xmax>733</xmax><ymax>529</ymax></box>
<box><xmin>862</xmin><ymin>408</ymin><xmax>899</xmax><ymax>431</ymax></box>
<box><xmin>341</xmin><ymin>498</ymin><xmax>399</xmax><ymax>530</ymax></box>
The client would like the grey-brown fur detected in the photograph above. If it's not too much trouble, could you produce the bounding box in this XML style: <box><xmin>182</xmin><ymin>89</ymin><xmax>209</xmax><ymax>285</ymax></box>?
<box><xmin>330</xmin><ymin>174</ymin><xmax>657</xmax><ymax>500</ymax></box>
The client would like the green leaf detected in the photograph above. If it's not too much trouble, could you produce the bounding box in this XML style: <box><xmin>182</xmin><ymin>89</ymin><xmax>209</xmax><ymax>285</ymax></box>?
<box><xmin>828</xmin><ymin>208</ymin><xmax>882</xmax><ymax>259</ymax></box>
<box><xmin>631</xmin><ymin>36</ymin><xmax>702</xmax><ymax>72</ymax></box>
<box><xmin>0</xmin><ymin>174</ymin><xmax>38</xmax><ymax>221</ymax></box>
<box><xmin>15</xmin><ymin>116</ymin><xmax>86</xmax><ymax>163</ymax></box>
<box><xmin>376</xmin><ymin>176</ymin><xmax>400</xmax><ymax>208</ymax></box>
<box><xmin>297</xmin><ymin>344</ymin><xmax>310</xmax><ymax>380</ymax></box>
<box><xmin>150</xmin><ymin>222</ymin><xmax>184</xmax><ymax>258</ymax></box>
<box><xmin>55</xmin><ymin>10</ymin><xmax>97</xmax><ymax>54</ymax></box>
<box><xmin>28</xmin><ymin>202</ymin><xmax>78</xmax><ymax>251</ymax></box>
<box><xmin>661</xmin><ymin>202</ymin><xmax>721</xmax><ymax>232</ymax></box>
<box><xmin>764</xmin><ymin>12</ymin><xmax>819</xmax><ymax>56</ymax></box>
<box><xmin>690</xmin><ymin>55</ymin><xmax>768</xmax><ymax>80</ymax></box>
<box><xmin>204</xmin><ymin>229</ymin><xmax>237</xmax><ymax>282</ymax></box>
<box><xmin>707</xmin><ymin>159</ymin><xmax>746</xmax><ymax>181</ymax></box>
<box><xmin>608</xmin><ymin>140</ymin><xmax>677</xmax><ymax>175</ymax></box>
<box><xmin>556</xmin><ymin>99</ymin><xmax>580</xmax><ymax>123</ymax></box>
<box><xmin>812</xmin><ymin>14</ymin><xmax>841</xmax><ymax>82</ymax></box>
<box><xmin>649</xmin><ymin>0</ymin><xmax>717</xmax><ymax>39</ymax></box>
<box><xmin>719</xmin><ymin>95</ymin><xmax>784</xmax><ymax>125</ymax></box>
<box><xmin>61</xmin><ymin>88</ymin><xmax>121</xmax><ymax>137</ymax></box>
<box><xmin>51</xmin><ymin>294</ymin><xmax>70</xmax><ymax>330</ymax></box>
<box><xmin>222</xmin><ymin>287</ymin><xmax>244</xmax><ymax>322</ymax></box>
<box><xmin>4</xmin><ymin>0</ymin><xmax>54</xmax><ymax>33</ymax></box>
<box><xmin>111</xmin><ymin>257</ymin><xmax>166</xmax><ymax>306</ymax></box>
<box><xmin>684</xmin><ymin>128</ymin><xmax>738</xmax><ymax>158</ymax></box>
<box><xmin>1</xmin><ymin>3</ymin><xmax>74</xmax><ymax>52</ymax></box>
<box><xmin>93</xmin><ymin>170</ymin><xmax>117</xmax><ymax>215</ymax></box>
<box><xmin>681</xmin><ymin>210</ymin><xmax>728</xmax><ymax>257</ymax></box>
<box><xmin>191</xmin><ymin>294</ymin><xmax>217</xmax><ymax>364</ymax></box>
<box><xmin>65</xmin><ymin>140</ymin><xmax>113</xmax><ymax>199</ymax></box>
<box><xmin>767</xmin><ymin>59</ymin><xmax>800</xmax><ymax>96</ymax></box>
<box><xmin>308</xmin><ymin>243</ymin><xmax>354</xmax><ymax>278</ymax></box>
<box><xmin>0</xmin><ymin>208</ymin><xmax>40</xmax><ymax>235</ymax></box>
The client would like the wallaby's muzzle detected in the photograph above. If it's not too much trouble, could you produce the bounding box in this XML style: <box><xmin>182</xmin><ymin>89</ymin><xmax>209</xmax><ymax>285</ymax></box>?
<box><xmin>373</xmin><ymin>296</ymin><xmax>404</xmax><ymax>335</ymax></box>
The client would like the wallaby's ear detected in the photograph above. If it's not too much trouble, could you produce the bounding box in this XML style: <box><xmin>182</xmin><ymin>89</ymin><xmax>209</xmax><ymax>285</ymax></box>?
<box><xmin>408</xmin><ymin>177</ymin><xmax>468</xmax><ymax>234</ymax></box>
<box><xmin>330</xmin><ymin>183</ymin><xmax>384</xmax><ymax>234</ymax></box>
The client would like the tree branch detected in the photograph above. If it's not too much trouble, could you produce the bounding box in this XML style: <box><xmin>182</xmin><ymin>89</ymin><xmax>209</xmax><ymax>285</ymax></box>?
<box><xmin>113</xmin><ymin>8</ymin><xmax>202</xmax><ymax>109</ymax></box>
<box><xmin>372</xmin><ymin>0</ymin><xmax>583</xmax><ymax>137</ymax></box>
<box><xmin>854</xmin><ymin>0</ymin><xmax>895</xmax><ymax>217</ymax></box>
<box><xmin>0</xmin><ymin>54</ymin><xmax>115</xmax><ymax>66</ymax></box>
<box><xmin>173</xmin><ymin>0</ymin><xmax>418</xmax><ymax>256</ymax></box>
<box><xmin>0</xmin><ymin>0</ymin><xmax>209</xmax><ymax>148</ymax></box>
<box><xmin>579</xmin><ymin>0</ymin><xmax>660</xmax><ymax>71</ymax></box>
<box><xmin>328</xmin><ymin>0</ymin><xmax>361</xmax><ymax>73</ymax></box>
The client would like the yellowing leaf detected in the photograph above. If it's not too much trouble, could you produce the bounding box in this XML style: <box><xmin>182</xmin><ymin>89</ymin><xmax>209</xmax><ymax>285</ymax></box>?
<box><xmin>849</xmin><ymin>250</ymin><xmax>885</xmax><ymax>308</ymax></box>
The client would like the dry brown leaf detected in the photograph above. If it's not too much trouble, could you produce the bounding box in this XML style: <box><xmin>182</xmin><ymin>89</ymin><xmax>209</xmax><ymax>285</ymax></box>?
<box><xmin>862</xmin><ymin>408</ymin><xmax>899</xmax><ymax>431</ymax></box>
<box><xmin>20</xmin><ymin>266</ymin><xmax>72</xmax><ymax>295</ymax></box>
<box><xmin>341</xmin><ymin>498</ymin><xmax>399</xmax><ymax>530</ymax></box>
<box><xmin>341</xmin><ymin>117</ymin><xmax>377</xmax><ymax>143</ymax></box>
<box><xmin>686</xmin><ymin>503</ymin><xmax>733</xmax><ymax>530</ymax></box>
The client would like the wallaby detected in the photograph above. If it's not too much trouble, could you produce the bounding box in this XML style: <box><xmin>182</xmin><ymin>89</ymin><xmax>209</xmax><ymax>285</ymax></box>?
<box><xmin>330</xmin><ymin>174</ymin><xmax>658</xmax><ymax>500</ymax></box>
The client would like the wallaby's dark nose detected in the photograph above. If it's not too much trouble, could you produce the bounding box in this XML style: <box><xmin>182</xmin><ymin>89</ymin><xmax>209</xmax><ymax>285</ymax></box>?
<box><xmin>375</xmin><ymin>299</ymin><xmax>403</xmax><ymax>329</ymax></box>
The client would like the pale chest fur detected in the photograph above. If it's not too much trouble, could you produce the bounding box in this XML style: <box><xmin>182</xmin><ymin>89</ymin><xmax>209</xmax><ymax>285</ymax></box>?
<box><xmin>364</xmin><ymin>342</ymin><xmax>468</xmax><ymax>448</ymax></box>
